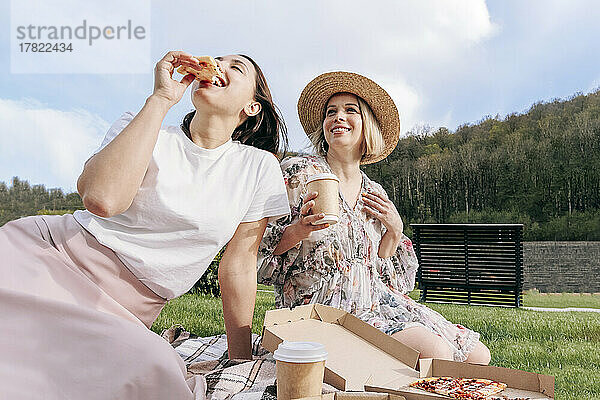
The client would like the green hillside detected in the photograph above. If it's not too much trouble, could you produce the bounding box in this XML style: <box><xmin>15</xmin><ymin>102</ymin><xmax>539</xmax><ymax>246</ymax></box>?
<box><xmin>363</xmin><ymin>89</ymin><xmax>600</xmax><ymax>240</ymax></box>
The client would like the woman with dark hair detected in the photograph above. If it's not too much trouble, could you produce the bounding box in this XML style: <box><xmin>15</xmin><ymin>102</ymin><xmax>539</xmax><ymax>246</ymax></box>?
<box><xmin>0</xmin><ymin>51</ymin><xmax>290</xmax><ymax>399</ymax></box>
<box><xmin>181</xmin><ymin>54</ymin><xmax>287</xmax><ymax>154</ymax></box>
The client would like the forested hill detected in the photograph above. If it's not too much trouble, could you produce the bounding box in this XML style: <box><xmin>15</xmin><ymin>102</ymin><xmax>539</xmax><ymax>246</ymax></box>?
<box><xmin>2</xmin><ymin>90</ymin><xmax>600</xmax><ymax>240</ymax></box>
<box><xmin>0</xmin><ymin>177</ymin><xmax>84</xmax><ymax>226</ymax></box>
<box><xmin>363</xmin><ymin>89</ymin><xmax>600</xmax><ymax>240</ymax></box>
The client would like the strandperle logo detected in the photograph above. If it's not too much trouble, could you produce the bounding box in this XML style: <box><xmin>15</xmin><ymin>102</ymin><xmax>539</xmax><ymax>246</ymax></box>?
<box><xmin>11</xmin><ymin>0</ymin><xmax>151</xmax><ymax>74</ymax></box>
<box><xmin>15</xmin><ymin>19</ymin><xmax>146</xmax><ymax>46</ymax></box>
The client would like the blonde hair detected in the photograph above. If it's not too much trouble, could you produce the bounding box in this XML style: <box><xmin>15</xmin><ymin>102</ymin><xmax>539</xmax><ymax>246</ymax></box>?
<box><xmin>308</xmin><ymin>95</ymin><xmax>385</xmax><ymax>160</ymax></box>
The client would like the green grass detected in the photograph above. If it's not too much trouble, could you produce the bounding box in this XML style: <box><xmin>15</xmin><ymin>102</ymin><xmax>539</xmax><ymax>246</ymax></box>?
<box><xmin>152</xmin><ymin>291</ymin><xmax>275</xmax><ymax>337</ymax></box>
<box><xmin>522</xmin><ymin>292</ymin><xmax>600</xmax><ymax>309</ymax></box>
<box><xmin>422</xmin><ymin>303</ymin><xmax>600</xmax><ymax>400</ymax></box>
<box><xmin>407</xmin><ymin>290</ymin><xmax>600</xmax><ymax>309</ymax></box>
<box><xmin>152</xmin><ymin>290</ymin><xmax>600</xmax><ymax>400</ymax></box>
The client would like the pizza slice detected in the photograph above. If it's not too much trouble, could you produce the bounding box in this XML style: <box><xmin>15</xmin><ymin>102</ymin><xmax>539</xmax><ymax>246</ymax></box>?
<box><xmin>176</xmin><ymin>56</ymin><xmax>225</xmax><ymax>87</ymax></box>
<box><xmin>456</xmin><ymin>378</ymin><xmax>507</xmax><ymax>398</ymax></box>
<box><xmin>410</xmin><ymin>376</ymin><xmax>508</xmax><ymax>399</ymax></box>
<box><xmin>410</xmin><ymin>377</ymin><xmax>460</xmax><ymax>397</ymax></box>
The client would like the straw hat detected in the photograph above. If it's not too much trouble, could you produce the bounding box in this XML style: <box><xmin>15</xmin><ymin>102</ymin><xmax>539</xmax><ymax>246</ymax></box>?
<box><xmin>297</xmin><ymin>71</ymin><xmax>400</xmax><ymax>164</ymax></box>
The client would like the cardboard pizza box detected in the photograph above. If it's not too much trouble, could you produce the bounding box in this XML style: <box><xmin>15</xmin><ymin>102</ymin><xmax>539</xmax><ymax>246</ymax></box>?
<box><xmin>295</xmin><ymin>392</ymin><xmax>406</xmax><ymax>400</ymax></box>
<box><xmin>365</xmin><ymin>358</ymin><xmax>555</xmax><ymax>399</ymax></box>
<box><xmin>262</xmin><ymin>304</ymin><xmax>555</xmax><ymax>399</ymax></box>
<box><xmin>261</xmin><ymin>303</ymin><xmax>421</xmax><ymax>391</ymax></box>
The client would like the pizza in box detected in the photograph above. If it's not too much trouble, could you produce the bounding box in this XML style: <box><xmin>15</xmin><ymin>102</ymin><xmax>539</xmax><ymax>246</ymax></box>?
<box><xmin>410</xmin><ymin>376</ymin><xmax>531</xmax><ymax>400</ymax></box>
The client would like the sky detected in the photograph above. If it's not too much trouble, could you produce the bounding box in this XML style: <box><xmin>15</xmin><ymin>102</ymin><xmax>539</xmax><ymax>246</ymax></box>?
<box><xmin>1</xmin><ymin>0</ymin><xmax>599</xmax><ymax>192</ymax></box>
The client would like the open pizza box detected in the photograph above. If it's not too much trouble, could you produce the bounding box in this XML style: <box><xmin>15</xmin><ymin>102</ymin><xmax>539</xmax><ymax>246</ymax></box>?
<box><xmin>295</xmin><ymin>392</ymin><xmax>406</xmax><ymax>400</ymax></box>
<box><xmin>366</xmin><ymin>358</ymin><xmax>555</xmax><ymax>399</ymax></box>
<box><xmin>262</xmin><ymin>304</ymin><xmax>555</xmax><ymax>399</ymax></box>
<box><xmin>261</xmin><ymin>303</ymin><xmax>420</xmax><ymax>391</ymax></box>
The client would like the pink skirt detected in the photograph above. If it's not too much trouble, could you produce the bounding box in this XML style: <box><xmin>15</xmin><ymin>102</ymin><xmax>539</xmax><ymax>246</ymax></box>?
<box><xmin>0</xmin><ymin>214</ymin><xmax>205</xmax><ymax>399</ymax></box>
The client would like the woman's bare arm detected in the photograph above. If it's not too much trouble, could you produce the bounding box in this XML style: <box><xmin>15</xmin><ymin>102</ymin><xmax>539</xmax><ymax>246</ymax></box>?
<box><xmin>77</xmin><ymin>96</ymin><xmax>171</xmax><ymax>217</ymax></box>
<box><xmin>77</xmin><ymin>51</ymin><xmax>199</xmax><ymax>217</ymax></box>
<box><xmin>219</xmin><ymin>218</ymin><xmax>268</xmax><ymax>360</ymax></box>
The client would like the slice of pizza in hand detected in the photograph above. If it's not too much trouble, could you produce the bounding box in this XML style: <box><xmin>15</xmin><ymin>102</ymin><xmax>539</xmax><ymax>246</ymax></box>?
<box><xmin>177</xmin><ymin>56</ymin><xmax>225</xmax><ymax>87</ymax></box>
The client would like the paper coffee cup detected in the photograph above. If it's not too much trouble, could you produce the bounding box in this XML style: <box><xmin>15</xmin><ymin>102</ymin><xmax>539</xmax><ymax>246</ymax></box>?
<box><xmin>306</xmin><ymin>173</ymin><xmax>340</xmax><ymax>225</ymax></box>
<box><xmin>273</xmin><ymin>341</ymin><xmax>328</xmax><ymax>400</ymax></box>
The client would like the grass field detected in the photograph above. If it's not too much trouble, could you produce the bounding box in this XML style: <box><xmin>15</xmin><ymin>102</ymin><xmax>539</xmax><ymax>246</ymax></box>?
<box><xmin>521</xmin><ymin>292</ymin><xmax>600</xmax><ymax>308</ymax></box>
<box><xmin>407</xmin><ymin>289</ymin><xmax>600</xmax><ymax>309</ymax></box>
<box><xmin>152</xmin><ymin>289</ymin><xmax>600</xmax><ymax>400</ymax></box>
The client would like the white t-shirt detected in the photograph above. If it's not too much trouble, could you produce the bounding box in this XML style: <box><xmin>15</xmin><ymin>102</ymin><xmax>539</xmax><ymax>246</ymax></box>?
<box><xmin>73</xmin><ymin>112</ymin><xmax>290</xmax><ymax>299</ymax></box>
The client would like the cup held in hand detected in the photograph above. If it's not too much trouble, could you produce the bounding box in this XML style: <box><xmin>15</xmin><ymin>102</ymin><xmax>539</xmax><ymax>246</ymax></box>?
<box><xmin>306</xmin><ymin>173</ymin><xmax>340</xmax><ymax>225</ymax></box>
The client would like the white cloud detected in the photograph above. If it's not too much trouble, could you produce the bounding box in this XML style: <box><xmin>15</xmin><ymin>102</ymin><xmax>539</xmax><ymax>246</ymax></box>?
<box><xmin>352</xmin><ymin>0</ymin><xmax>498</xmax><ymax>62</ymax></box>
<box><xmin>153</xmin><ymin>0</ymin><xmax>498</xmax><ymax>144</ymax></box>
<box><xmin>0</xmin><ymin>98</ymin><xmax>109</xmax><ymax>191</ymax></box>
<box><xmin>11</xmin><ymin>0</ymin><xmax>151</xmax><ymax>73</ymax></box>
<box><xmin>376</xmin><ymin>76</ymin><xmax>421</xmax><ymax>137</ymax></box>
<box><xmin>1</xmin><ymin>0</ymin><xmax>503</xmax><ymax>181</ymax></box>
<box><xmin>3</xmin><ymin>0</ymin><xmax>600</xmax><ymax>193</ymax></box>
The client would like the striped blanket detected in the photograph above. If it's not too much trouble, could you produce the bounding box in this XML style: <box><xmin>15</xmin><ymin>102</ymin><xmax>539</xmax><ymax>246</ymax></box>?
<box><xmin>161</xmin><ymin>326</ymin><xmax>336</xmax><ymax>400</ymax></box>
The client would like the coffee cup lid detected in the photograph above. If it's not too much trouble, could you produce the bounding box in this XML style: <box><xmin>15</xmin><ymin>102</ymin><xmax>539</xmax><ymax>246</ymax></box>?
<box><xmin>273</xmin><ymin>341</ymin><xmax>328</xmax><ymax>363</ymax></box>
<box><xmin>306</xmin><ymin>173</ymin><xmax>339</xmax><ymax>184</ymax></box>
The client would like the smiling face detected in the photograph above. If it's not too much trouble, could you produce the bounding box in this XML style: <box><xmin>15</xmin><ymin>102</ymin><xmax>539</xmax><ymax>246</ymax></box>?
<box><xmin>322</xmin><ymin>92</ymin><xmax>364</xmax><ymax>156</ymax></box>
<box><xmin>190</xmin><ymin>54</ymin><xmax>261</xmax><ymax>122</ymax></box>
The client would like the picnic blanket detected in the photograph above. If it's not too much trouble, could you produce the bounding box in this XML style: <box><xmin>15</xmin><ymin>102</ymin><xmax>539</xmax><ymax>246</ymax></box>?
<box><xmin>161</xmin><ymin>326</ymin><xmax>336</xmax><ymax>400</ymax></box>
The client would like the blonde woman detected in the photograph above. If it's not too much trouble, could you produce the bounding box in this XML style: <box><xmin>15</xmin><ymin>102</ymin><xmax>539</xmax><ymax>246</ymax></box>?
<box><xmin>258</xmin><ymin>71</ymin><xmax>491</xmax><ymax>364</ymax></box>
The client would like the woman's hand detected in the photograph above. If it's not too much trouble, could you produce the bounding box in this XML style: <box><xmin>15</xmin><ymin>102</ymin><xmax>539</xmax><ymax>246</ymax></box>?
<box><xmin>151</xmin><ymin>51</ymin><xmax>200</xmax><ymax>107</ymax></box>
<box><xmin>362</xmin><ymin>191</ymin><xmax>404</xmax><ymax>258</ymax></box>
<box><xmin>362</xmin><ymin>191</ymin><xmax>403</xmax><ymax>238</ymax></box>
<box><xmin>293</xmin><ymin>191</ymin><xmax>331</xmax><ymax>239</ymax></box>
<box><xmin>272</xmin><ymin>191</ymin><xmax>330</xmax><ymax>255</ymax></box>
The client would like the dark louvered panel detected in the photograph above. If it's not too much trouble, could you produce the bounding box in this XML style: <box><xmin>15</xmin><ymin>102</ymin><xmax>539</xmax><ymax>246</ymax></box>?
<box><xmin>421</xmin><ymin>288</ymin><xmax>523</xmax><ymax>307</ymax></box>
<box><xmin>412</xmin><ymin>224</ymin><xmax>524</xmax><ymax>307</ymax></box>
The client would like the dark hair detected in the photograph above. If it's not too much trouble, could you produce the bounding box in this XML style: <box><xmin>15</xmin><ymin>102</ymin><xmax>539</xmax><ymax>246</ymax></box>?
<box><xmin>181</xmin><ymin>54</ymin><xmax>288</xmax><ymax>157</ymax></box>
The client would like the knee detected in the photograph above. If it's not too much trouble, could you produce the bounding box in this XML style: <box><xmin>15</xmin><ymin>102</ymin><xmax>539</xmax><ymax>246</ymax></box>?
<box><xmin>1</xmin><ymin>216</ymin><xmax>41</xmax><ymax>242</ymax></box>
<box><xmin>144</xmin><ymin>334</ymin><xmax>186</xmax><ymax>372</ymax></box>
<box><xmin>114</xmin><ymin>336</ymin><xmax>190</xmax><ymax>399</ymax></box>
<box><xmin>118</xmin><ymin>324</ymin><xmax>186</xmax><ymax>376</ymax></box>
<box><xmin>431</xmin><ymin>337</ymin><xmax>454</xmax><ymax>360</ymax></box>
<box><xmin>466</xmin><ymin>341</ymin><xmax>491</xmax><ymax>365</ymax></box>
<box><xmin>420</xmin><ymin>335</ymin><xmax>454</xmax><ymax>361</ymax></box>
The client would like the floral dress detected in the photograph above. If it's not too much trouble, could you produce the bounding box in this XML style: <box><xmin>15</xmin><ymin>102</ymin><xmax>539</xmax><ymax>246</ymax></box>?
<box><xmin>257</xmin><ymin>156</ymin><xmax>481</xmax><ymax>362</ymax></box>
